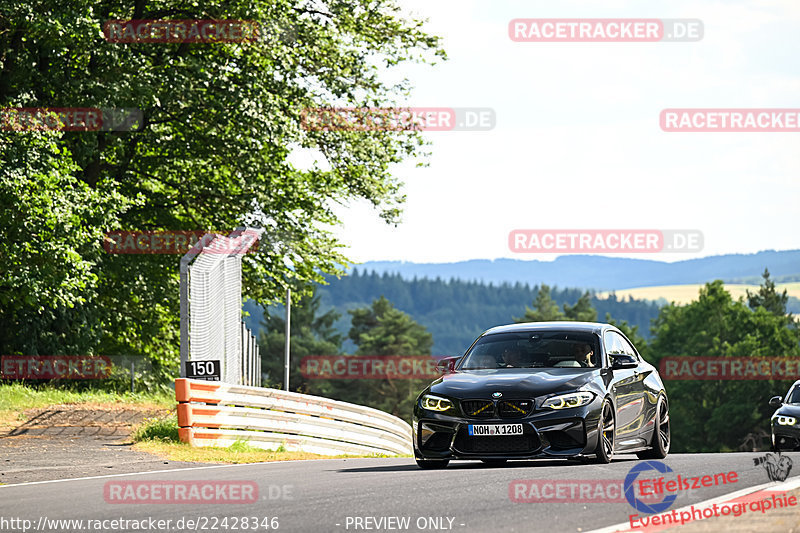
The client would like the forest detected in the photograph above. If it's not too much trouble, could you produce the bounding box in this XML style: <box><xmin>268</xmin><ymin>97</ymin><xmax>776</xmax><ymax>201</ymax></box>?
<box><xmin>256</xmin><ymin>270</ymin><xmax>800</xmax><ymax>453</ymax></box>
<box><xmin>244</xmin><ymin>268</ymin><xmax>663</xmax><ymax>355</ymax></box>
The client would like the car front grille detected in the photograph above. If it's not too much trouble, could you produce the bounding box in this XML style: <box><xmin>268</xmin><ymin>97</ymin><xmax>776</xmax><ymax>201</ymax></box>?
<box><xmin>461</xmin><ymin>400</ymin><xmax>494</xmax><ymax>418</ymax></box>
<box><xmin>497</xmin><ymin>399</ymin><xmax>533</xmax><ymax>418</ymax></box>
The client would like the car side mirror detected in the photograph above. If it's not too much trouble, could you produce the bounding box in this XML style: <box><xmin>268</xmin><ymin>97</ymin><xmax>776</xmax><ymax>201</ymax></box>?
<box><xmin>436</xmin><ymin>356</ymin><xmax>461</xmax><ymax>374</ymax></box>
<box><xmin>769</xmin><ymin>396</ymin><xmax>784</xmax><ymax>408</ymax></box>
<box><xmin>611</xmin><ymin>354</ymin><xmax>638</xmax><ymax>370</ymax></box>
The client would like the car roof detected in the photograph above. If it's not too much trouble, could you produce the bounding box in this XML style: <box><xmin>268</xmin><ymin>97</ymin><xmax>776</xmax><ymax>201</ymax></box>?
<box><xmin>481</xmin><ymin>321</ymin><xmax>614</xmax><ymax>336</ymax></box>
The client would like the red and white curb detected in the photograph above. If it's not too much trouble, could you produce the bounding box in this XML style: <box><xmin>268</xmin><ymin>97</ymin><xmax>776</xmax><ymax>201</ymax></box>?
<box><xmin>587</xmin><ymin>475</ymin><xmax>800</xmax><ymax>533</ymax></box>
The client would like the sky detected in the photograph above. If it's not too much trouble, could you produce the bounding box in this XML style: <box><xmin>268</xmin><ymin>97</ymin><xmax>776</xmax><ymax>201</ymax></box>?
<box><xmin>326</xmin><ymin>0</ymin><xmax>800</xmax><ymax>264</ymax></box>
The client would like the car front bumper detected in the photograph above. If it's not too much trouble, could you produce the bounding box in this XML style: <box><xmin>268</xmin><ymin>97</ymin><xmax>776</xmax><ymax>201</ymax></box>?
<box><xmin>772</xmin><ymin>422</ymin><xmax>800</xmax><ymax>451</ymax></box>
<box><xmin>413</xmin><ymin>402</ymin><xmax>602</xmax><ymax>460</ymax></box>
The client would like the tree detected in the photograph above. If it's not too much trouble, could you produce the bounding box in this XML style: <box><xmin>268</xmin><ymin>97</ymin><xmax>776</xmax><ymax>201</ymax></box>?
<box><xmin>747</xmin><ymin>269</ymin><xmax>792</xmax><ymax>324</ymax></box>
<box><xmin>515</xmin><ymin>284</ymin><xmax>565</xmax><ymax>322</ymax></box>
<box><xmin>309</xmin><ymin>271</ymin><xmax>661</xmax><ymax>355</ymax></box>
<box><xmin>516</xmin><ymin>285</ymin><xmax>599</xmax><ymax>324</ymax></box>
<box><xmin>0</xmin><ymin>132</ymin><xmax>121</xmax><ymax>355</ymax></box>
<box><xmin>321</xmin><ymin>296</ymin><xmax>433</xmax><ymax>418</ymax></box>
<box><xmin>348</xmin><ymin>296</ymin><xmax>395</xmax><ymax>348</ymax></box>
<box><xmin>648</xmin><ymin>280</ymin><xmax>800</xmax><ymax>453</ymax></box>
<box><xmin>0</xmin><ymin>0</ymin><xmax>444</xmax><ymax>368</ymax></box>
<box><xmin>349</xmin><ymin>296</ymin><xmax>432</xmax><ymax>356</ymax></box>
<box><xmin>257</xmin><ymin>289</ymin><xmax>343</xmax><ymax>392</ymax></box>
<box><xmin>563</xmin><ymin>292</ymin><xmax>597</xmax><ymax>322</ymax></box>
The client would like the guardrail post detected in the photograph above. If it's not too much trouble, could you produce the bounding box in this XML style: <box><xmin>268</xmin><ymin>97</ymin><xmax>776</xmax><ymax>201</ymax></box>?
<box><xmin>175</xmin><ymin>378</ymin><xmax>194</xmax><ymax>445</ymax></box>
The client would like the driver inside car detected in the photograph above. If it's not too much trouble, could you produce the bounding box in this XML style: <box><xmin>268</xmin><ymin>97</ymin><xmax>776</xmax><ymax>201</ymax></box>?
<box><xmin>573</xmin><ymin>342</ymin><xmax>595</xmax><ymax>367</ymax></box>
<box><xmin>501</xmin><ymin>346</ymin><xmax>526</xmax><ymax>367</ymax></box>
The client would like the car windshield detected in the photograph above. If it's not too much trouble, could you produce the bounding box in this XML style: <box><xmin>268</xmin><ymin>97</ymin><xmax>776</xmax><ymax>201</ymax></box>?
<box><xmin>460</xmin><ymin>331</ymin><xmax>601</xmax><ymax>369</ymax></box>
<box><xmin>787</xmin><ymin>386</ymin><xmax>800</xmax><ymax>404</ymax></box>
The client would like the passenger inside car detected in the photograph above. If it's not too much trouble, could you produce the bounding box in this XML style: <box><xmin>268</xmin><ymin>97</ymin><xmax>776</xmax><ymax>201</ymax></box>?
<box><xmin>471</xmin><ymin>354</ymin><xmax>497</xmax><ymax>369</ymax></box>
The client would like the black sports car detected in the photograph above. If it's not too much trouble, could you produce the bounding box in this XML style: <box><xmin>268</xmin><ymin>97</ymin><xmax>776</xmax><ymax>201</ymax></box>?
<box><xmin>769</xmin><ymin>381</ymin><xmax>800</xmax><ymax>451</ymax></box>
<box><xmin>413</xmin><ymin>321</ymin><xmax>670</xmax><ymax>468</ymax></box>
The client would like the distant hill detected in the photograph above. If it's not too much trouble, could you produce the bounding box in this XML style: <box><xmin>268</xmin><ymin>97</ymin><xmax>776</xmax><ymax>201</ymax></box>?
<box><xmin>357</xmin><ymin>250</ymin><xmax>800</xmax><ymax>291</ymax></box>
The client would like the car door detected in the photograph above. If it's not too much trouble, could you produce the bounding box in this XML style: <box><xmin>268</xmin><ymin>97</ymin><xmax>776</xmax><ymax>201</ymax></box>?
<box><xmin>603</xmin><ymin>331</ymin><xmax>646</xmax><ymax>445</ymax></box>
<box><xmin>616</xmin><ymin>333</ymin><xmax>649</xmax><ymax>439</ymax></box>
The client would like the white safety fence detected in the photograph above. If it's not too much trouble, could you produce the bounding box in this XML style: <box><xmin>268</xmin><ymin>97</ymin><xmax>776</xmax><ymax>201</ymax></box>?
<box><xmin>179</xmin><ymin>228</ymin><xmax>263</xmax><ymax>385</ymax></box>
<box><xmin>176</xmin><ymin>378</ymin><xmax>413</xmax><ymax>456</ymax></box>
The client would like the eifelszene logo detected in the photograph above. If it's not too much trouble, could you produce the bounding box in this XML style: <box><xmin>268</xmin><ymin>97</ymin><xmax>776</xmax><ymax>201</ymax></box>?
<box><xmin>625</xmin><ymin>461</ymin><xmax>740</xmax><ymax>515</ymax></box>
<box><xmin>624</xmin><ymin>461</ymin><xmax>678</xmax><ymax>513</ymax></box>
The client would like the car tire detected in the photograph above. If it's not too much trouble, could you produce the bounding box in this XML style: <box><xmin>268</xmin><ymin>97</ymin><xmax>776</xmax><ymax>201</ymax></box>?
<box><xmin>480</xmin><ymin>459</ymin><xmax>507</xmax><ymax>466</ymax></box>
<box><xmin>593</xmin><ymin>400</ymin><xmax>615</xmax><ymax>464</ymax></box>
<box><xmin>415</xmin><ymin>458</ymin><xmax>450</xmax><ymax>469</ymax></box>
<box><xmin>637</xmin><ymin>396</ymin><xmax>670</xmax><ymax>460</ymax></box>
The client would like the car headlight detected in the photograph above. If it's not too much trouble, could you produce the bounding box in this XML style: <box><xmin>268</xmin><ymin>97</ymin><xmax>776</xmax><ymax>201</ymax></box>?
<box><xmin>420</xmin><ymin>394</ymin><xmax>456</xmax><ymax>412</ymax></box>
<box><xmin>776</xmin><ymin>416</ymin><xmax>797</xmax><ymax>426</ymax></box>
<box><xmin>541</xmin><ymin>391</ymin><xmax>595</xmax><ymax>410</ymax></box>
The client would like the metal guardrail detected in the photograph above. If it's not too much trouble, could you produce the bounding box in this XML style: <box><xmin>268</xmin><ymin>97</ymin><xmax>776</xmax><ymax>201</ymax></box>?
<box><xmin>175</xmin><ymin>378</ymin><xmax>413</xmax><ymax>456</ymax></box>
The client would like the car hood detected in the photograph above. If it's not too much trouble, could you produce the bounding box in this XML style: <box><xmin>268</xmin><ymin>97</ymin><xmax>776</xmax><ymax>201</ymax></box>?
<box><xmin>774</xmin><ymin>404</ymin><xmax>800</xmax><ymax>418</ymax></box>
<box><xmin>427</xmin><ymin>368</ymin><xmax>598</xmax><ymax>399</ymax></box>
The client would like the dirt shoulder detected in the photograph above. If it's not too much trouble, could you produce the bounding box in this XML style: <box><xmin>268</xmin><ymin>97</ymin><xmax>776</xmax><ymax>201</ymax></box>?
<box><xmin>0</xmin><ymin>403</ymin><xmax>201</xmax><ymax>485</ymax></box>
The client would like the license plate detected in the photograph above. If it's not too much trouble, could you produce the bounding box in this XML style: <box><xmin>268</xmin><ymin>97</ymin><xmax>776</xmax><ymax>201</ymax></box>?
<box><xmin>468</xmin><ymin>424</ymin><xmax>524</xmax><ymax>436</ymax></box>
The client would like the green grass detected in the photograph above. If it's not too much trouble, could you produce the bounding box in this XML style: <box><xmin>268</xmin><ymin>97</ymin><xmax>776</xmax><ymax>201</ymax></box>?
<box><xmin>228</xmin><ymin>439</ymin><xmax>265</xmax><ymax>453</ymax></box>
<box><xmin>0</xmin><ymin>382</ymin><xmax>174</xmax><ymax>410</ymax></box>
<box><xmin>133</xmin><ymin>438</ymin><xmax>406</xmax><ymax>464</ymax></box>
<box><xmin>133</xmin><ymin>440</ymin><xmax>349</xmax><ymax>463</ymax></box>
<box><xmin>131</xmin><ymin>414</ymin><xmax>180</xmax><ymax>442</ymax></box>
<box><xmin>0</xmin><ymin>383</ymin><xmax>174</xmax><ymax>427</ymax></box>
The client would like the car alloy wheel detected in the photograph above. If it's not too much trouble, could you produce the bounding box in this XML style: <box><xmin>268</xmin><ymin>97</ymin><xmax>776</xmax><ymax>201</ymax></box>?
<box><xmin>637</xmin><ymin>396</ymin><xmax>670</xmax><ymax>459</ymax></box>
<box><xmin>594</xmin><ymin>400</ymin><xmax>614</xmax><ymax>463</ymax></box>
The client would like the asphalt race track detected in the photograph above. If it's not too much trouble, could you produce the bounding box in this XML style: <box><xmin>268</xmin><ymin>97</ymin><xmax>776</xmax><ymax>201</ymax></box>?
<box><xmin>1</xmin><ymin>452</ymin><xmax>797</xmax><ymax>532</ymax></box>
